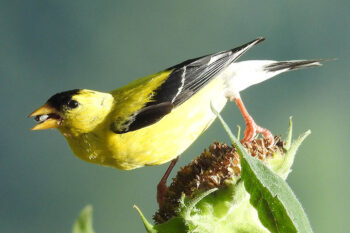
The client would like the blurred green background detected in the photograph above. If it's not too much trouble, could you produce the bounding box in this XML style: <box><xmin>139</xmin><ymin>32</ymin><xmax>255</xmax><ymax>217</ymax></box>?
<box><xmin>1</xmin><ymin>0</ymin><xmax>349</xmax><ymax>232</ymax></box>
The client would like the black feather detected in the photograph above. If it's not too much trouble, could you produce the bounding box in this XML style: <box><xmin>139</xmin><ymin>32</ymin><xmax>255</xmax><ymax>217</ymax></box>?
<box><xmin>47</xmin><ymin>89</ymin><xmax>81</xmax><ymax>110</ymax></box>
<box><xmin>148</xmin><ymin>38</ymin><xmax>264</xmax><ymax>107</ymax></box>
<box><xmin>114</xmin><ymin>38</ymin><xmax>264</xmax><ymax>134</ymax></box>
<box><xmin>264</xmin><ymin>60</ymin><xmax>322</xmax><ymax>72</ymax></box>
<box><xmin>112</xmin><ymin>102</ymin><xmax>174</xmax><ymax>134</ymax></box>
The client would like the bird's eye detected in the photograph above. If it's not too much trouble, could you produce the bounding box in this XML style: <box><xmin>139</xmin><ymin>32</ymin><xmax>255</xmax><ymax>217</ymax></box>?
<box><xmin>67</xmin><ymin>100</ymin><xmax>79</xmax><ymax>109</ymax></box>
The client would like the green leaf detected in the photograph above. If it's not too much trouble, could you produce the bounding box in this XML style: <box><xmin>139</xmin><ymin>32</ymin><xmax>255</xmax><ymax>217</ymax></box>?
<box><xmin>180</xmin><ymin>188</ymin><xmax>218</xmax><ymax>220</ymax></box>
<box><xmin>72</xmin><ymin>205</ymin><xmax>95</xmax><ymax>233</ymax></box>
<box><xmin>154</xmin><ymin>217</ymin><xmax>189</xmax><ymax>233</ymax></box>
<box><xmin>135</xmin><ymin>205</ymin><xmax>188</xmax><ymax>233</ymax></box>
<box><xmin>271</xmin><ymin>130</ymin><xmax>311</xmax><ymax>180</ymax></box>
<box><xmin>134</xmin><ymin>205</ymin><xmax>158</xmax><ymax>233</ymax></box>
<box><xmin>284</xmin><ymin>117</ymin><xmax>293</xmax><ymax>150</ymax></box>
<box><xmin>212</xmin><ymin>106</ymin><xmax>313</xmax><ymax>233</ymax></box>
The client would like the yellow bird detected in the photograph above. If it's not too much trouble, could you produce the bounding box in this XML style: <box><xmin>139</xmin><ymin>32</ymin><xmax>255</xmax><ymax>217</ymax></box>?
<box><xmin>29</xmin><ymin>37</ymin><xmax>322</xmax><ymax>205</ymax></box>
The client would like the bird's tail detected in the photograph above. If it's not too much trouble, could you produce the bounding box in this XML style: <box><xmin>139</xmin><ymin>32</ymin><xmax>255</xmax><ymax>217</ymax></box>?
<box><xmin>264</xmin><ymin>59</ymin><xmax>324</xmax><ymax>72</ymax></box>
<box><xmin>223</xmin><ymin>59</ymin><xmax>326</xmax><ymax>97</ymax></box>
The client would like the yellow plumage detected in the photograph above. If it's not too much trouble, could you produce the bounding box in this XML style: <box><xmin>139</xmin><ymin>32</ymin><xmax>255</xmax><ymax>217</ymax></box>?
<box><xmin>57</xmin><ymin>71</ymin><xmax>225</xmax><ymax>170</ymax></box>
<box><xmin>108</xmin><ymin>77</ymin><xmax>226</xmax><ymax>169</ymax></box>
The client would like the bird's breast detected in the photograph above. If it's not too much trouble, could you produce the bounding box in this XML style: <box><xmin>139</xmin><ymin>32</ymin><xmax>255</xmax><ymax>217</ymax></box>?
<box><xmin>65</xmin><ymin>78</ymin><xmax>228</xmax><ymax>170</ymax></box>
<box><xmin>107</xmin><ymin>78</ymin><xmax>227</xmax><ymax>169</ymax></box>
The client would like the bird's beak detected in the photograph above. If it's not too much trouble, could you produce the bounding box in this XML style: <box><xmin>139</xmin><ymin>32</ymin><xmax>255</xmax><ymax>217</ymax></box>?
<box><xmin>28</xmin><ymin>104</ymin><xmax>62</xmax><ymax>130</ymax></box>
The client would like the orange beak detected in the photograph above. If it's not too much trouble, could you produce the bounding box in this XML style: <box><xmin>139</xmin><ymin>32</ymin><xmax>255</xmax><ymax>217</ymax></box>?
<box><xmin>28</xmin><ymin>104</ymin><xmax>62</xmax><ymax>130</ymax></box>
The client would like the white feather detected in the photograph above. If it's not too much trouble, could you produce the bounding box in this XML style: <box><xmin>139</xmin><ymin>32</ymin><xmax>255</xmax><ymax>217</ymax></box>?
<box><xmin>172</xmin><ymin>67</ymin><xmax>186</xmax><ymax>103</ymax></box>
<box><xmin>222</xmin><ymin>60</ymin><xmax>292</xmax><ymax>100</ymax></box>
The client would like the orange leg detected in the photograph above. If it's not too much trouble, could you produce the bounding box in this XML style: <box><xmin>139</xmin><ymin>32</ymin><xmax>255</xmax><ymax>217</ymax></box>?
<box><xmin>234</xmin><ymin>97</ymin><xmax>274</xmax><ymax>144</ymax></box>
<box><xmin>157</xmin><ymin>157</ymin><xmax>179</xmax><ymax>209</ymax></box>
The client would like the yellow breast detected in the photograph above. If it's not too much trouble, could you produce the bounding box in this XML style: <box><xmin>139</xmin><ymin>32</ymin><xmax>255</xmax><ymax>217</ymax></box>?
<box><xmin>109</xmin><ymin>78</ymin><xmax>227</xmax><ymax>169</ymax></box>
<box><xmin>65</xmin><ymin>78</ymin><xmax>227</xmax><ymax>170</ymax></box>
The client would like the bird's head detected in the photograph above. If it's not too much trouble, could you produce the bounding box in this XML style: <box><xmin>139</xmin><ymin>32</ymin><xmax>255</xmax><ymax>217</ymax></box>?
<box><xmin>29</xmin><ymin>89</ymin><xmax>114</xmax><ymax>136</ymax></box>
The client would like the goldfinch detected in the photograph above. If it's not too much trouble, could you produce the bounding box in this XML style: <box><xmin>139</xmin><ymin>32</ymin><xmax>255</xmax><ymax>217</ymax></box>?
<box><xmin>29</xmin><ymin>37</ymin><xmax>322</xmax><ymax>172</ymax></box>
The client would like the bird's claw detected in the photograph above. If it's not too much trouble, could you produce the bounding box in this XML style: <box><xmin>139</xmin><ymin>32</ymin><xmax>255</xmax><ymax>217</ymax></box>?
<box><xmin>242</xmin><ymin>122</ymin><xmax>256</xmax><ymax>142</ymax></box>
<box><xmin>241</xmin><ymin>121</ymin><xmax>274</xmax><ymax>146</ymax></box>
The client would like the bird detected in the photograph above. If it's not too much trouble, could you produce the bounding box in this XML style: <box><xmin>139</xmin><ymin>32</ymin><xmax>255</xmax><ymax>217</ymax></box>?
<box><xmin>29</xmin><ymin>37</ymin><xmax>323</xmax><ymax>206</ymax></box>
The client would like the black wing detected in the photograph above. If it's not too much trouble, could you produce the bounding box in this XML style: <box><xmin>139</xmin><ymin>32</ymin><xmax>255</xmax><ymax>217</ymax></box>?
<box><xmin>147</xmin><ymin>37</ymin><xmax>265</xmax><ymax>107</ymax></box>
<box><xmin>112</xmin><ymin>37</ymin><xmax>265</xmax><ymax>134</ymax></box>
<box><xmin>113</xmin><ymin>102</ymin><xmax>174</xmax><ymax>134</ymax></box>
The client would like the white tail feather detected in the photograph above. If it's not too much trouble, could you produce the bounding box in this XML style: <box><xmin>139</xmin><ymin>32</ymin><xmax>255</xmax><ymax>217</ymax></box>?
<box><xmin>223</xmin><ymin>59</ymin><xmax>322</xmax><ymax>100</ymax></box>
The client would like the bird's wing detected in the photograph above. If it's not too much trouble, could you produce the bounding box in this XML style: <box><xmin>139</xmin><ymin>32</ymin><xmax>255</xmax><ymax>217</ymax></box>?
<box><xmin>111</xmin><ymin>38</ymin><xmax>265</xmax><ymax>134</ymax></box>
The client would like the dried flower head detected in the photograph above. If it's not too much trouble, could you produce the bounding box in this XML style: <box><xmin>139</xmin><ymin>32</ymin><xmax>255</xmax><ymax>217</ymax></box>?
<box><xmin>154</xmin><ymin>137</ymin><xmax>284</xmax><ymax>224</ymax></box>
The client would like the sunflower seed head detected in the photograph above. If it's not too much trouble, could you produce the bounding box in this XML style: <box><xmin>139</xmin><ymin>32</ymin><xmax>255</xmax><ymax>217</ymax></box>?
<box><xmin>153</xmin><ymin>137</ymin><xmax>284</xmax><ymax>224</ymax></box>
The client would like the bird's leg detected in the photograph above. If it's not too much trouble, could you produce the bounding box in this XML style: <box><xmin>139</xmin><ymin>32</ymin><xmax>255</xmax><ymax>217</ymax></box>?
<box><xmin>233</xmin><ymin>97</ymin><xmax>274</xmax><ymax>144</ymax></box>
<box><xmin>157</xmin><ymin>157</ymin><xmax>179</xmax><ymax>209</ymax></box>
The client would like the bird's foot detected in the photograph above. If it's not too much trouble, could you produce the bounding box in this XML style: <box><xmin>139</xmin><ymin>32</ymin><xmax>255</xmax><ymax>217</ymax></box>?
<box><xmin>232</xmin><ymin>96</ymin><xmax>274</xmax><ymax>145</ymax></box>
<box><xmin>241</xmin><ymin>118</ymin><xmax>274</xmax><ymax>145</ymax></box>
<box><xmin>157</xmin><ymin>157</ymin><xmax>179</xmax><ymax>209</ymax></box>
